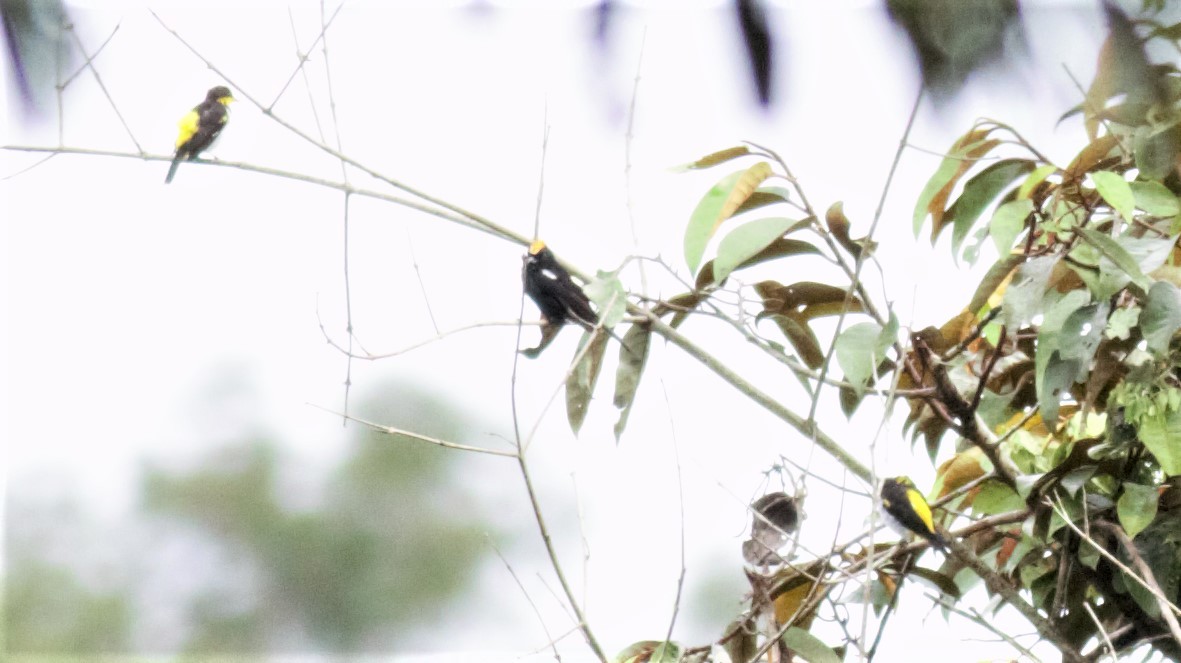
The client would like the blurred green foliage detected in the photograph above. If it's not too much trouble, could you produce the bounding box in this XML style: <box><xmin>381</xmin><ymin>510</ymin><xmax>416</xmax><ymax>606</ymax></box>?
<box><xmin>5</xmin><ymin>380</ymin><xmax>494</xmax><ymax>655</ymax></box>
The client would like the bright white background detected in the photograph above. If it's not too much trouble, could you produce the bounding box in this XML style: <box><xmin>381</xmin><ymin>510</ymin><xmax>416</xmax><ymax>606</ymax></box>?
<box><xmin>3</xmin><ymin>0</ymin><xmax>1121</xmax><ymax>659</ymax></box>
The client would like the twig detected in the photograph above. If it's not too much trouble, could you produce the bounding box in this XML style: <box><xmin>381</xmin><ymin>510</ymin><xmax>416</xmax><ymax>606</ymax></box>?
<box><xmin>1082</xmin><ymin>600</ymin><xmax>1115</xmax><ymax>662</ymax></box>
<box><xmin>805</xmin><ymin>88</ymin><xmax>923</xmax><ymax>425</ymax></box>
<box><xmin>310</xmin><ymin>1</ymin><xmax>357</xmax><ymax>422</ymax></box>
<box><xmin>624</xmin><ymin>28</ymin><xmax>649</xmax><ymax>300</ymax></box>
<box><xmin>640</xmin><ymin>310</ymin><xmax>872</xmax><ymax>483</ymax></box>
<box><xmin>659</xmin><ymin>379</ymin><xmax>688</xmax><ymax>644</ymax></box>
<box><xmin>1089</xmin><ymin>520</ymin><xmax>1181</xmax><ymax>645</ymax></box>
<box><xmin>59</xmin><ymin>23</ymin><xmax>119</xmax><ymax>88</ymax></box>
<box><xmin>339</xmin><ymin>193</ymin><xmax>355</xmax><ymax>419</ymax></box>
<box><xmin>1050</xmin><ymin>499</ymin><xmax>1181</xmax><ymax>622</ymax></box>
<box><xmin>318</xmin><ymin>315</ymin><xmax>534</xmax><ymax>361</ymax></box>
<box><xmin>269</xmin><ymin>2</ymin><xmax>345</xmax><ymax>112</ymax></box>
<box><xmin>307</xmin><ymin>404</ymin><xmax>517</xmax><ymax>458</ymax></box>
<box><xmin>945</xmin><ymin>532</ymin><xmax>1087</xmax><ymax>663</ymax></box>
<box><xmin>505</xmin><ymin>128</ymin><xmax>607</xmax><ymax>663</ymax></box>
<box><xmin>0</xmin><ymin>145</ymin><xmax>500</xmax><ymax>238</ymax></box>
<box><xmin>405</xmin><ymin>230</ymin><xmax>441</xmax><ymax>335</ymax></box>
<box><xmin>149</xmin><ymin>10</ymin><xmax>525</xmax><ymax>246</ymax></box>
<box><xmin>65</xmin><ymin>23</ymin><xmax>142</xmax><ymax>153</ymax></box>
<box><xmin>487</xmin><ymin>536</ymin><xmax>562</xmax><ymax>662</ymax></box>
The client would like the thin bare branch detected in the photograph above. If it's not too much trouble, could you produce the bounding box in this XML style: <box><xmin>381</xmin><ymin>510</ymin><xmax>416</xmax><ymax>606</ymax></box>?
<box><xmin>806</xmin><ymin>88</ymin><xmax>923</xmax><ymax>425</ymax></box>
<box><xmin>65</xmin><ymin>23</ymin><xmax>142</xmax><ymax>153</ymax></box>
<box><xmin>59</xmin><ymin>22</ymin><xmax>119</xmax><ymax>88</ymax></box>
<box><xmin>308</xmin><ymin>404</ymin><xmax>517</xmax><ymax>458</ymax></box>
<box><xmin>405</xmin><ymin>230</ymin><xmax>441</xmax><ymax>335</ymax></box>
<box><xmin>1</xmin><ymin>145</ymin><xmax>499</xmax><ymax>238</ymax></box>
<box><xmin>487</xmin><ymin>536</ymin><xmax>562</xmax><ymax>662</ymax></box>
<box><xmin>659</xmin><ymin>379</ymin><xmax>688</xmax><ymax>644</ymax></box>
<box><xmin>624</xmin><ymin>28</ymin><xmax>649</xmax><ymax>300</ymax></box>
<box><xmin>149</xmin><ymin>10</ymin><xmax>525</xmax><ymax>246</ymax></box>
<box><xmin>269</xmin><ymin>2</ymin><xmax>345</xmax><ymax>112</ymax></box>
<box><xmin>945</xmin><ymin>531</ymin><xmax>1087</xmax><ymax>663</ymax></box>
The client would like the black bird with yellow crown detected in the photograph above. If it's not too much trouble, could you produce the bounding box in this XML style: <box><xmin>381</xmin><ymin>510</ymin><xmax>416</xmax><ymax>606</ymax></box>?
<box><xmin>165</xmin><ymin>85</ymin><xmax>234</xmax><ymax>184</ymax></box>
<box><xmin>522</xmin><ymin>240</ymin><xmax>597</xmax><ymax>356</ymax></box>
<box><xmin>879</xmin><ymin>476</ymin><xmax>949</xmax><ymax>553</ymax></box>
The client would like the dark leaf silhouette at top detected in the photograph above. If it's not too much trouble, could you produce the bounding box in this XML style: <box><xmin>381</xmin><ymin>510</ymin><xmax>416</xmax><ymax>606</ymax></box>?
<box><xmin>735</xmin><ymin>0</ymin><xmax>775</xmax><ymax>107</ymax></box>
<box><xmin>886</xmin><ymin>0</ymin><xmax>1023</xmax><ymax>100</ymax></box>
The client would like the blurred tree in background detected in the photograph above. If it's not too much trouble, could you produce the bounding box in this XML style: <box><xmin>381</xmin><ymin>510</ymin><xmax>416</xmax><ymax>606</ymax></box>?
<box><xmin>5</xmin><ymin>380</ymin><xmax>493</xmax><ymax>654</ymax></box>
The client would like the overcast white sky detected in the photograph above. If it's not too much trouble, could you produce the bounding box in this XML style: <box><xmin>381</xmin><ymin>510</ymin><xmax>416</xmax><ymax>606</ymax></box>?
<box><xmin>2</xmin><ymin>1</ymin><xmax>1127</xmax><ymax>659</ymax></box>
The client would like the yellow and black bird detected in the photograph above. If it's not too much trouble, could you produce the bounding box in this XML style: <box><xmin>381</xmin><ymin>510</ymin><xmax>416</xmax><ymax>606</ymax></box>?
<box><xmin>165</xmin><ymin>85</ymin><xmax>234</xmax><ymax>184</ymax></box>
<box><xmin>522</xmin><ymin>240</ymin><xmax>597</xmax><ymax>356</ymax></box>
<box><xmin>523</xmin><ymin>240</ymin><xmax>597</xmax><ymax>328</ymax></box>
<box><xmin>879</xmin><ymin>476</ymin><xmax>948</xmax><ymax>552</ymax></box>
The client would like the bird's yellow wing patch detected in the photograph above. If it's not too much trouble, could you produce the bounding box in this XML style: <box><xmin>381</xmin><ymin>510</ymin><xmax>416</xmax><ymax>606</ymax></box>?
<box><xmin>905</xmin><ymin>487</ymin><xmax>936</xmax><ymax>534</ymax></box>
<box><xmin>175</xmin><ymin>110</ymin><xmax>200</xmax><ymax>148</ymax></box>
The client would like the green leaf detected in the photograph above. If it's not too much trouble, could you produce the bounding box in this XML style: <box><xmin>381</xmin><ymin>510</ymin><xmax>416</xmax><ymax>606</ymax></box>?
<box><xmin>1074</xmin><ymin>226</ymin><xmax>1151</xmax><ymax>295</ymax></box>
<box><xmin>913</xmin><ymin>129</ymin><xmax>1000</xmax><ymax>238</ymax></box>
<box><xmin>780</xmin><ymin>628</ymin><xmax>841</xmax><ymax>663</ymax></box>
<box><xmin>908</xmin><ymin>567</ymin><xmax>962</xmax><ymax>599</ymax></box>
<box><xmin>1033</xmin><ymin>290</ymin><xmax>1091</xmax><ymax>425</ymax></box>
<box><xmin>1141</xmin><ymin>281</ymin><xmax>1181</xmax><ymax>355</ymax></box>
<box><xmin>613</xmin><ymin>323</ymin><xmax>652</xmax><ymax>442</ymax></box>
<box><xmin>732</xmin><ymin>187</ymin><xmax>794</xmax><ymax>217</ymax></box>
<box><xmin>673</xmin><ymin>145</ymin><xmax>752</xmax><ymax>171</ymax></box>
<box><xmin>566</xmin><ymin>330</ymin><xmax>609</xmax><ymax>435</ymax></box>
<box><xmin>615</xmin><ymin>641</ymin><xmax>662</xmax><ymax>663</ymax></box>
<box><xmin>1105</xmin><ymin>305</ymin><xmax>1141</xmax><ymax>340</ymax></box>
<box><xmin>713</xmin><ymin>217</ymin><xmax>798</xmax><ymax>283</ymax></box>
<box><xmin>754</xmin><ymin>281</ymin><xmax>865</xmax><ymax>320</ymax></box>
<box><xmin>1135</xmin><ymin>126</ymin><xmax>1181</xmax><ymax>182</ymax></box>
<box><xmin>1002</xmin><ymin>255</ymin><xmax>1059</xmax><ymax>330</ymax></box>
<box><xmin>1118</xmin><ymin>483</ymin><xmax>1159</xmax><ymax>539</ymax></box>
<box><xmin>684</xmin><ymin>163</ymin><xmax>774</xmax><ymax>275</ymax></box>
<box><xmin>1131</xmin><ymin>180</ymin><xmax>1181</xmax><ymax>217</ymax></box>
<box><xmin>827</xmin><ymin>202</ymin><xmax>877</xmax><ymax>259</ymax></box>
<box><xmin>1017</xmin><ymin>164</ymin><xmax>1058</xmax><ymax>200</ymax></box>
<box><xmin>584</xmin><ymin>270</ymin><xmax>628</xmax><ymax>328</ymax></box>
<box><xmin>973</xmin><ymin>480</ymin><xmax>1024</xmax><ymax>515</ymax></box>
<box><xmin>944</xmin><ymin>158</ymin><xmax>1037</xmax><ymax>253</ymax></box>
<box><xmin>650</xmin><ymin>641</ymin><xmax>683</xmax><ymax>663</ymax></box>
<box><xmin>835</xmin><ymin>322</ymin><xmax>884</xmax><ymax>394</ymax></box>
<box><xmin>1091</xmin><ymin>171</ymin><xmax>1136</xmax><ymax>220</ymax></box>
<box><xmin>1136</xmin><ymin>407</ymin><xmax>1181</xmax><ymax>475</ymax></box>
<box><xmin>1038</xmin><ymin>351</ymin><xmax>1078</xmax><ymax>430</ymax></box>
<box><xmin>989</xmin><ymin>199</ymin><xmax>1034</xmax><ymax>256</ymax></box>
<box><xmin>879</xmin><ymin>311</ymin><xmax>899</xmax><ymax>354</ymax></box>
<box><xmin>969</xmin><ymin>254</ymin><xmax>1023</xmax><ymax>314</ymax></box>
<box><xmin>1057</xmin><ymin>302</ymin><xmax>1109</xmax><ymax>381</ymax></box>
<box><xmin>761</xmin><ymin>312</ymin><xmax>825</xmax><ymax>369</ymax></box>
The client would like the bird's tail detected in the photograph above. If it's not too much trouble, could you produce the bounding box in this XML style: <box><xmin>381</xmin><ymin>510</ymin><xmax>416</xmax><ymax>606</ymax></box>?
<box><xmin>164</xmin><ymin>157</ymin><xmax>181</xmax><ymax>184</ymax></box>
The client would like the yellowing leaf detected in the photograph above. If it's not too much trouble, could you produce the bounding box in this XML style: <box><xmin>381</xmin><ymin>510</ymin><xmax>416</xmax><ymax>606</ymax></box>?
<box><xmin>566</xmin><ymin>330</ymin><xmax>609</xmax><ymax>435</ymax></box>
<box><xmin>1063</xmin><ymin>135</ymin><xmax>1120</xmax><ymax>183</ymax></box>
<box><xmin>913</xmin><ymin>127</ymin><xmax>1001</xmax><ymax>237</ymax></box>
<box><xmin>684</xmin><ymin>162</ymin><xmax>775</xmax><ymax>275</ymax></box>
<box><xmin>613</xmin><ymin>323</ymin><xmax>652</xmax><ymax>442</ymax></box>
<box><xmin>673</xmin><ymin>145</ymin><xmax>752</xmax><ymax>171</ymax></box>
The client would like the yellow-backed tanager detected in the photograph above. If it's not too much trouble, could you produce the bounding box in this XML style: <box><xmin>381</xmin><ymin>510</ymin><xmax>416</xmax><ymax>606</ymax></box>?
<box><xmin>165</xmin><ymin>85</ymin><xmax>234</xmax><ymax>184</ymax></box>
<box><xmin>880</xmin><ymin>476</ymin><xmax>948</xmax><ymax>552</ymax></box>
<box><xmin>523</xmin><ymin>240</ymin><xmax>597</xmax><ymax>328</ymax></box>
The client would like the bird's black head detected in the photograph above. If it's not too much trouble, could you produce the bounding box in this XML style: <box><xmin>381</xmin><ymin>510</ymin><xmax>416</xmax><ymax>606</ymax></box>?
<box><xmin>206</xmin><ymin>86</ymin><xmax>234</xmax><ymax>103</ymax></box>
